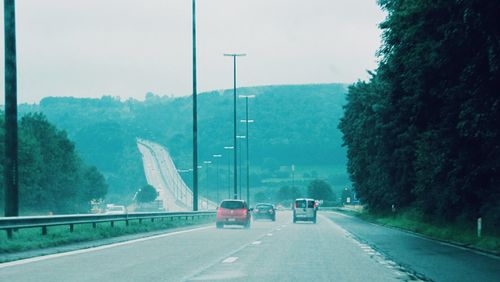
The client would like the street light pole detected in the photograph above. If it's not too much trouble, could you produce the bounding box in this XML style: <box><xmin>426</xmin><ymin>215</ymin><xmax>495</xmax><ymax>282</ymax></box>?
<box><xmin>223</xmin><ymin>146</ymin><xmax>234</xmax><ymax>199</ymax></box>
<box><xmin>239</xmin><ymin>95</ymin><xmax>255</xmax><ymax>206</ymax></box>
<box><xmin>213</xmin><ymin>154</ymin><xmax>222</xmax><ymax>204</ymax></box>
<box><xmin>236</xmin><ymin>135</ymin><xmax>246</xmax><ymax>200</ymax></box>
<box><xmin>224</xmin><ymin>53</ymin><xmax>246</xmax><ymax>199</ymax></box>
<box><xmin>4</xmin><ymin>0</ymin><xmax>19</xmax><ymax>221</ymax></box>
<box><xmin>192</xmin><ymin>0</ymin><xmax>199</xmax><ymax>211</ymax></box>
<box><xmin>203</xmin><ymin>161</ymin><xmax>212</xmax><ymax>209</ymax></box>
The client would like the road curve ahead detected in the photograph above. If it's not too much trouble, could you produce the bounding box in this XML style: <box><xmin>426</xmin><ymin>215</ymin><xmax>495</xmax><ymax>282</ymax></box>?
<box><xmin>0</xmin><ymin>211</ymin><xmax>410</xmax><ymax>282</ymax></box>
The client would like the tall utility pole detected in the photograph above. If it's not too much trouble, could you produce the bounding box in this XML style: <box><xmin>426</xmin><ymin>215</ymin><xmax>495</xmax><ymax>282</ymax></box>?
<box><xmin>192</xmin><ymin>0</ymin><xmax>199</xmax><ymax>211</ymax></box>
<box><xmin>223</xmin><ymin>146</ymin><xmax>234</xmax><ymax>199</ymax></box>
<box><xmin>4</xmin><ymin>0</ymin><xmax>19</xmax><ymax>222</ymax></box>
<box><xmin>240</xmin><ymin>95</ymin><xmax>255</xmax><ymax>206</ymax></box>
<box><xmin>236</xmin><ymin>135</ymin><xmax>246</xmax><ymax>199</ymax></box>
<box><xmin>203</xmin><ymin>160</ymin><xmax>212</xmax><ymax>209</ymax></box>
<box><xmin>213</xmin><ymin>154</ymin><xmax>222</xmax><ymax>204</ymax></box>
<box><xmin>223</xmin><ymin>53</ymin><xmax>245</xmax><ymax>199</ymax></box>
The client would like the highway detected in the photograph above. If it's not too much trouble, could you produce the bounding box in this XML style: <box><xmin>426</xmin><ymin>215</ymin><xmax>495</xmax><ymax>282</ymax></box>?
<box><xmin>1</xmin><ymin>211</ymin><xmax>498</xmax><ymax>282</ymax></box>
<box><xmin>137</xmin><ymin>139</ymin><xmax>216</xmax><ymax>211</ymax></box>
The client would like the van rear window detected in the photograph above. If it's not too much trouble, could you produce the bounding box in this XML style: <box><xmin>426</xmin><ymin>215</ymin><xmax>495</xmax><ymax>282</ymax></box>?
<box><xmin>296</xmin><ymin>200</ymin><xmax>306</xmax><ymax>208</ymax></box>
<box><xmin>221</xmin><ymin>201</ymin><xmax>244</xmax><ymax>209</ymax></box>
<box><xmin>307</xmin><ymin>201</ymin><xmax>315</xmax><ymax>208</ymax></box>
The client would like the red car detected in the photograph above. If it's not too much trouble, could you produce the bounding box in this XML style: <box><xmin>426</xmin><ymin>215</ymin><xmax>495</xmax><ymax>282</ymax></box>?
<box><xmin>216</xmin><ymin>200</ymin><xmax>251</xmax><ymax>229</ymax></box>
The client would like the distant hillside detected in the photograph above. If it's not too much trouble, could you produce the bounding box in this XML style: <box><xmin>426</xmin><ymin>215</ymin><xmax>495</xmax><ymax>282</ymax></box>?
<box><xmin>19</xmin><ymin>83</ymin><xmax>349</xmax><ymax>202</ymax></box>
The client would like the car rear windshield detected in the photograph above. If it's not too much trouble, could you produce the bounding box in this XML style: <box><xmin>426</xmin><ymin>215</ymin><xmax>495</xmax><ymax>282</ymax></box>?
<box><xmin>256</xmin><ymin>204</ymin><xmax>273</xmax><ymax>209</ymax></box>
<box><xmin>220</xmin><ymin>201</ymin><xmax>245</xmax><ymax>209</ymax></box>
<box><xmin>308</xmin><ymin>201</ymin><xmax>315</xmax><ymax>208</ymax></box>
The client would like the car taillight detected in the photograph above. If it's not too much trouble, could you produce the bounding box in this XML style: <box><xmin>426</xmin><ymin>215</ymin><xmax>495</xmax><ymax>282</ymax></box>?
<box><xmin>269</xmin><ymin>209</ymin><xmax>273</xmax><ymax>214</ymax></box>
<box><xmin>294</xmin><ymin>202</ymin><xmax>297</xmax><ymax>208</ymax></box>
<box><xmin>217</xmin><ymin>208</ymin><xmax>223</xmax><ymax>216</ymax></box>
<box><xmin>243</xmin><ymin>209</ymin><xmax>247</xmax><ymax>216</ymax></box>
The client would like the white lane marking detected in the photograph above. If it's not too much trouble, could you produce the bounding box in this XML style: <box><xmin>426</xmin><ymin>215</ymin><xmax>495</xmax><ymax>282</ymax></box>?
<box><xmin>276</xmin><ymin>228</ymin><xmax>281</xmax><ymax>231</ymax></box>
<box><xmin>0</xmin><ymin>226</ymin><xmax>213</xmax><ymax>269</ymax></box>
<box><xmin>267</xmin><ymin>233</ymin><xmax>273</xmax><ymax>236</ymax></box>
<box><xmin>251</xmin><ymin>241</ymin><xmax>262</xmax><ymax>245</ymax></box>
<box><xmin>222</xmin><ymin>257</ymin><xmax>239</xmax><ymax>263</ymax></box>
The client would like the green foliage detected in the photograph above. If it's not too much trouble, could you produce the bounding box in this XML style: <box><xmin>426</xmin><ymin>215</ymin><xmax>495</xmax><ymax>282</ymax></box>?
<box><xmin>276</xmin><ymin>185</ymin><xmax>302</xmax><ymax>202</ymax></box>
<box><xmin>339</xmin><ymin>1</ymin><xmax>500</xmax><ymax>229</ymax></box>
<box><xmin>18</xmin><ymin>84</ymin><xmax>348</xmax><ymax>202</ymax></box>
<box><xmin>307</xmin><ymin>179</ymin><xmax>335</xmax><ymax>201</ymax></box>
<box><xmin>136</xmin><ymin>184</ymin><xmax>158</xmax><ymax>203</ymax></box>
<box><xmin>254</xmin><ymin>191</ymin><xmax>269</xmax><ymax>203</ymax></box>
<box><xmin>0</xmin><ymin>113</ymin><xmax>108</xmax><ymax>215</ymax></box>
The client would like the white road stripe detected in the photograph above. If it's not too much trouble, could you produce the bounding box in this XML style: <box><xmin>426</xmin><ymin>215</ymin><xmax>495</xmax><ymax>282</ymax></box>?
<box><xmin>251</xmin><ymin>241</ymin><xmax>262</xmax><ymax>245</ymax></box>
<box><xmin>0</xmin><ymin>226</ymin><xmax>213</xmax><ymax>269</ymax></box>
<box><xmin>267</xmin><ymin>233</ymin><xmax>273</xmax><ymax>236</ymax></box>
<box><xmin>222</xmin><ymin>257</ymin><xmax>239</xmax><ymax>263</ymax></box>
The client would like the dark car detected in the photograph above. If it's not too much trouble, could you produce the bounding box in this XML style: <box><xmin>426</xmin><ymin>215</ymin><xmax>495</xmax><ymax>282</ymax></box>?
<box><xmin>216</xmin><ymin>199</ymin><xmax>251</xmax><ymax>229</ymax></box>
<box><xmin>253</xmin><ymin>203</ymin><xmax>276</xmax><ymax>221</ymax></box>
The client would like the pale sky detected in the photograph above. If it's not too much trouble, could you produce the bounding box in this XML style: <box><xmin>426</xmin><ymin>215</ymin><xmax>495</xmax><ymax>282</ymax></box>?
<box><xmin>0</xmin><ymin>0</ymin><xmax>386</xmax><ymax>104</ymax></box>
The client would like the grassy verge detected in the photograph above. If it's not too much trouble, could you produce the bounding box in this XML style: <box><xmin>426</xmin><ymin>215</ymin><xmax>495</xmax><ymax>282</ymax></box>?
<box><xmin>0</xmin><ymin>216</ymin><xmax>214</xmax><ymax>257</ymax></box>
<box><xmin>334</xmin><ymin>207</ymin><xmax>500</xmax><ymax>254</ymax></box>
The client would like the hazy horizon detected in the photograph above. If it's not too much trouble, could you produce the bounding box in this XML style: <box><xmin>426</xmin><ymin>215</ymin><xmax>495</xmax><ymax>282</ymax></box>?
<box><xmin>0</xmin><ymin>0</ymin><xmax>385</xmax><ymax>104</ymax></box>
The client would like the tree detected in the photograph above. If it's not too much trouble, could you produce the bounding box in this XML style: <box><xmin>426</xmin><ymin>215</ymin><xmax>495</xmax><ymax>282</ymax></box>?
<box><xmin>276</xmin><ymin>185</ymin><xmax>302</xmax><ymax>202</ymax></box>
<box><xmin>254</xmin><ymin>191</ymin><xmax>269</xmax><ymax>203</ymax></box>
<box><xmin>339</xmin><ymin>1</ymin><xmax>500</xmax><ymax>229</ymax></box>
<box><xmin>307</xmin><ymin>180</ymin><xmax>335</xmax><ymax>201</ymax></box>
<box><xmin>136</xmin><ymin>185</ymin><xmax>158</xmax><ymax>203</ymax></box>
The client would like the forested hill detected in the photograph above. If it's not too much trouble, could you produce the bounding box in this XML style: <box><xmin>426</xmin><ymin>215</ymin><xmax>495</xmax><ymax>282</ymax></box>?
<box><xmin>19</xmin><ymin>83</ymin><xmax>348</xmax><ymax>201</ymax></box>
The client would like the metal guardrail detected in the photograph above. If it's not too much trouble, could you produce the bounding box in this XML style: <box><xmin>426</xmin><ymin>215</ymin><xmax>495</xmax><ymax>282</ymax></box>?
<box><xmin>0</xmin><ymin>211</ymin><xmax>216</xmax><ymax>239</ymax></box>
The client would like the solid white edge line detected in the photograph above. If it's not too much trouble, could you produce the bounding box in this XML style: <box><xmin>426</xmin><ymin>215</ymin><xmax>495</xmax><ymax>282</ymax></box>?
<box><xmin>0</xmin><ymin>226</ymin><xmax>213</xmax><ymax>269</ymax></box>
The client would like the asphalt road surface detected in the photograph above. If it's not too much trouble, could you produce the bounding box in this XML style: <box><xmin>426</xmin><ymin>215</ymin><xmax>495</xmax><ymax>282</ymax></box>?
<box><xmin>0</xmin><ymin>211</ymin><xmax>498</xmax><ymax>282</ymax></box>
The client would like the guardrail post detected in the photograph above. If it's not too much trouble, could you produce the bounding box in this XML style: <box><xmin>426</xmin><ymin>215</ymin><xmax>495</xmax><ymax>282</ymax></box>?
<box><xmin>126</xmin><ymin>220</ymin><xmax>129</xmax><ymax>226</ymax></box>
<box><xmin>111</xmin><ymin>221</ymin><xmax>114</xmax><ymax>227</ymax></box>
<box><xmin>151</xmin><ymin>218</ymin><xmax>154</xmax><ymax>223</ymax></box>
<box><xmin>92</xmin><ymin>222</ymin><xmax>97</xmax><ymax>229</ymax></box>
<box><xmin>7</xmin><ymin>228</ymin><xmax>13</xmax><ymax>239</ymax></box>
<box><xmin>70</xmin><ymin>224</ymin><xmax>74</xmax><ymax>232</ymax></box>
<box><xmin>42</xmin><ymin>226</ymin><xmax>47</xmax><ymax>235</ymax></box>
<box><xmin>139</xmin><ymin>219</ymin><xmax>142</xmax><ymax>224</ymax></box>
<box><xmin>477</xmin><ymin>217</ymin><xmax>482</xmax><ymax>238</ymax></box>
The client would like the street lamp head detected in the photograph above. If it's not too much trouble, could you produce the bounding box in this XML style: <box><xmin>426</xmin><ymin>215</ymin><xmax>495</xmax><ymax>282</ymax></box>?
<box><xmin>238</xmin><ymin>95</ymin><xmax>255</xmax><ymax>99</ymax></box>
<box><xmin>240</xmin><ymin>119</ymin><xmax>255</xmax><ymax>123</ymax></box>
<box><xmin>224</xmin><ymin>53</ymin><xmax>247</xmax><ymax>57</ymax></box>
<box><xmin>236</xmin><ymin>135</ymin><xmax>246</xmax><ymax>139</ymax></box>
<box><xmin>213</xmin><ymin>154</ymin><xmax>222</xmax><ymax>158</ymax></box>
<box><xmin>203</xmin><ymin>161</ymin><xmax>212</xmax><ymax>164</ymax></box>
<box><xmin>224</xmin><ymin>146</ymin><xmax>234</xmax><ymax>150</ymax></box>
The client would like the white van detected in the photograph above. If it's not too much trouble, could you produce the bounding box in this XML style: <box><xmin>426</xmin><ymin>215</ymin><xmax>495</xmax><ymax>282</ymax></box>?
<box><xmin>293</xmin><ymin>198</ymin><xmax>317</xmax><ymax>223</ymax></box>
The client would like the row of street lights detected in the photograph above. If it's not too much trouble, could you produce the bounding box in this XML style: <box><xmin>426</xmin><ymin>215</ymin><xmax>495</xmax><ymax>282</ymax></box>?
<box><xmin>190</xmin><ymin>1</ymin><xmax>254</xmax><ymax>210</ymax></box>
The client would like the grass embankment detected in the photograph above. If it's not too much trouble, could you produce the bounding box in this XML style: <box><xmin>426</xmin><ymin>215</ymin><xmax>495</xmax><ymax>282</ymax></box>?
<box><xmin>0</xmin><ymin>216</ymin><xmax>214</xmax><ymax>257</ymax></box>
<box><xmin>336</xmin><ymin>207</ymin><xmax>500</xmax><ymax>254</ymax></box>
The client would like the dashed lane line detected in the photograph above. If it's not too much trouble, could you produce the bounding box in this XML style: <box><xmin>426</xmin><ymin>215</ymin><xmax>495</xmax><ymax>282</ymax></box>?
<box><xmin>222</xmin><ymin>257</ymin><xmax>239</xmax><ymax>263</ymax></box>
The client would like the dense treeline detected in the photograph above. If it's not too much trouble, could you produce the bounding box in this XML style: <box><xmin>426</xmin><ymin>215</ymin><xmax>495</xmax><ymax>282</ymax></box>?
<box><xmin>0</xmin><ymin>113</ymin><xmax>107</xmax><ymax>215</ymax></box>
<box><xmin>19</xmin><ymin>84</ymin><xmax>348</xmax><ymax>202</ymax></box>
<box><xmin>340</xmin><ymin>1</ymin><xmax>500</xmax><ymax>228</ymax></box>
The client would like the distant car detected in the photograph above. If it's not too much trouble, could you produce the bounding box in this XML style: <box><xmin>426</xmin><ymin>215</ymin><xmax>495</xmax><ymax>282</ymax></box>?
<box><xmin>293</xmin><ymin>198</ymin><xmax>317</xmax><ymax>223</ymax></box>
<box><xmin>216</xmin><ymin>200</ymin><xmax>251</xmax><ymax>229</ymax></box>
<box><xmin>105</xmin><ymin>205</ymin><xmax>126</xmax><ymax>214</ymax></box>
<box><xmin>253</xmin><ymin>203</ymin><xmax>276</xmax><ymax>221</ymax></box>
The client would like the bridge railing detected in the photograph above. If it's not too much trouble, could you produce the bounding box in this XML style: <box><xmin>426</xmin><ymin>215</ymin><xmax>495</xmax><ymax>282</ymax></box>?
<box><xmin>0</xmin><ymin>211</ymin><xmax>216</xmax><ymax>239</ymax></box>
